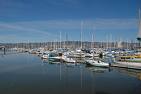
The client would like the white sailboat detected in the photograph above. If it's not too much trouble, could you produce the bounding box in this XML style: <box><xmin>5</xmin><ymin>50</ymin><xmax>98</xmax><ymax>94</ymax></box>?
<box><xmin>86</xmin><ymin>58</ymin><xmax>109</xmax><ymax>67</ymax></box>
<box><xmin>41</xmin><ymin>54</ymin><xmax>49</xmax><ymax>59</ymax></box>
<box><xmin>62</xmin><ymin>55</ymin><xmax>76</xmax><ymax>63</ymax></box>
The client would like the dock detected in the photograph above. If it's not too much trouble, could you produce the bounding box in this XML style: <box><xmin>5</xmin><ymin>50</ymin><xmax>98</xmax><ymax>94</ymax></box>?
<box><xmin>111</xmin><ymin>62</ymin><xmax>141</xmax><ymax>70</ymax></box>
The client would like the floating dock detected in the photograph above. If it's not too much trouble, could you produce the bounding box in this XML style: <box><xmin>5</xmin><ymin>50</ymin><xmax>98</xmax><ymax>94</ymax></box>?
<box><xmin>111</xmin><ymin>62</ymin><xmax>141</xmax><ymax>70</ymax></box>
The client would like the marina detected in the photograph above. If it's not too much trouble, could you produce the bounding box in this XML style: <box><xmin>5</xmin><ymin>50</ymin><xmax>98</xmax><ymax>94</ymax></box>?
<box><xmin>0</xmin><ymin>0</ymin><xmax>141</xmax><ymax>94</ymax></box>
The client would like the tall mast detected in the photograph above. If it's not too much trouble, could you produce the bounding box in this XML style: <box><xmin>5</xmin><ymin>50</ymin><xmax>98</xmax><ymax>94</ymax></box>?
<box><xmin>91</xmin><ymin>33</ymin><xmax>94</xmax><ymax>49</ymax></box>
<box><xmin>53</xmin><ymin>39</ymin><xmax>56</xmax><ymax>50</ymax></box>
<box><xmin>65</xmin><ymin>32</ymin><xmax>68</xmax><ymax>49</ymax></box>
<box><xmin>110</xmin><ymin>34</ymin><xmax>112</xmax><ymax>48</ymax></box>
<box><xmin>138</xmin><ymin>8</ymin><xmax>141</xmax><ymax>38</ymax></box>
<box><xmin>106</xmin><ymin>35</ymin><xmax>109</xmax><ymax>49</ymax></box>
<box><xmin>60</xmin><ymin>31</ymin><xmax>62</xmax><ymax>48</ymax></box>
<box><xmin>81</xmin><ymin>21</ymin><xmax>83</xmax><ymax>49</ymax></box>
<box><xmin>91</xmin><ymin>29</ymin><xmax>95</xmax><ymax>49</ymax></box>
<box><xmin>137</xmin><ymin>8</ymin><xmax>141</xmax><ymax>48</ymax></box>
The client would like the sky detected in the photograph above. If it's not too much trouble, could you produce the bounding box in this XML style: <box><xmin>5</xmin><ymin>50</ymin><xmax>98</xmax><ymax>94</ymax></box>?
<box><xmin>0</xmin><ymin>0</ymin><xmax>140</xmax><ymax>43</ymax></box>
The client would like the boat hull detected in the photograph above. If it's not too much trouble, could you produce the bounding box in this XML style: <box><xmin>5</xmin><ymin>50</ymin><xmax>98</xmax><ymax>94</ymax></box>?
<box><xmin>86</xmin><ymin>60</ymin><xmax>109</xmax><ymax>67</ymax></box>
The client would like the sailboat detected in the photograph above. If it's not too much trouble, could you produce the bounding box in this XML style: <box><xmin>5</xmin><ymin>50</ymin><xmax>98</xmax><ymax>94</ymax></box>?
<box><xmin>85</xmin><ymin>27</ymin><xmax>109</xmax><ymax>67</ymax></box>
<box><xmin>62</xmin><ymin>55</ymin><xmax>76</xmax><ymax>63</ymax></box>
<box><xmin>86</xmin><ymin>58</ymin><xmax>109</xmax><ymax>67</ymax></box>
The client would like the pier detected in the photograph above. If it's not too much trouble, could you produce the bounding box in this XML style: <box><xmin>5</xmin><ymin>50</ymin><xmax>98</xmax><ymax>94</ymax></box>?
<box><xmin>111</xmin><ymin>62</ymin><xmax>141</xmax><ymax>70</ymax></box>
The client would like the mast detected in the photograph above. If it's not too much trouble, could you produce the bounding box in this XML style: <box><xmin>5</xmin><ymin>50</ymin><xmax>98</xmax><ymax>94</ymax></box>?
<box><xmin>53</xmin><ymin>40</ymin><xmax>56</xmax><ymax>50</ymax></box>
<box><xmin>106</xmin><ymin>35</ymin><xmax>109</xmax><ymax>49</ymax></box>
<box><xmin>139</xmin><ymin>8</ymin><xmax>141</xmax><ymax>30</ymax></box>
<box><xmin>137</xmin><ymin>8</ymin><xmax>141</xmax><ymax>40</ymax></box>
<box><xmin>80</xmin><ymin>21</ymin><xmax>83</xmax><ymax>49</ymax></box>
<box><xmin>60</xmin><ymin>31</ymin><xmax>62</xmax><ymax>48</ymax></box>
<box><xmin>91</xmin><ymin>33</ymin><xmax>94</xmax><ymax>49</ymax></box>
<box><xmin>65</xmin><ymin>32</ymin><xmax>68</xmax><ymax>49</ymax></box>
<box><xmin>92</xmin><ymin>26</ymin><xmax>95</xmax><ymax>48</ymax></box>
<box><xmin>66</xmin><ymin>32</ymin><xmax>68</xmax><ymax>48</ymax></box>
<box><xmin>137</xmin><ymin>8</ymin><xmax>141</xmax><ymax>48</ymax></box>
<box><xmin>110</xmin><ymin>34</ymin><xmax>112</xmax><ymax>48</ymax></box>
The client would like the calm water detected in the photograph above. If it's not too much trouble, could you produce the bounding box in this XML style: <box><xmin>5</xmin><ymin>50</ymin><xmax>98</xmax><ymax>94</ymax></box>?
<box><xmin>0</xmin><ymin>53</ymin><xmax>141</xmax><ymax>94</ymax></box>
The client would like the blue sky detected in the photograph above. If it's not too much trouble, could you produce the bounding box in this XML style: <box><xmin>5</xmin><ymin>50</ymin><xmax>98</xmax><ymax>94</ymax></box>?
<box><xmin>0</xmin><ymin>0</ymin><xmax>140</xmax><ymax>43</ymax></box>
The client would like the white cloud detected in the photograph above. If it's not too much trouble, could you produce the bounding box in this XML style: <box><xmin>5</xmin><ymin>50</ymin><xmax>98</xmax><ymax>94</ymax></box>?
<box><xmin>0</xmin><ymin>18</ymin><xmax>137</xmax><ymax>33</ymax></box>
<box><xmin>10</xmin><ymin>18</ymin><xmax>137</xmax><ymax>30</ymax></box>
<box><xmin>0</xmin><ymin>18</ymin><xmax>137</xmax><ymax>42</ymax></box>
<box><xmin>0</xmin><ymin>22</ymin><xmax>59</xmax><ymax>39</ymax></box>
<box><xmin>93</xmin><ymin>18</ymin><xmax>137</xmax><ymax>29</ymax></box>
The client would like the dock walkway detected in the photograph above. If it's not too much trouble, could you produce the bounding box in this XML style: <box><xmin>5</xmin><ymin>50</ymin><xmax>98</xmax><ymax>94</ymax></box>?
<box><xmin>111</xmin><ymin>62</ymin><xmax>141</xmax><ymax>70</ymax></box>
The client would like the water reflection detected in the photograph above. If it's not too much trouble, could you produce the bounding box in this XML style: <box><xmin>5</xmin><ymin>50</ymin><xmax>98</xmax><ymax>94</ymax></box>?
<box><xmin>40</xmin><ymin>60</ymin><xmax>86</xmax><ymax>90</ymax></box>
<box><xmin>0</xmin><ymin>53</ymin><xmax>141</xmax><ymax>94</ymax></box>
<box><xmin>85</xmin><ymin>65</ymin><xmax>112</xmax><ymax>73</ymax></box>
<box><xmin>117</xmin><ymin>68</ymin><xmax>141</xmax><ymax>80</ymax></box>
